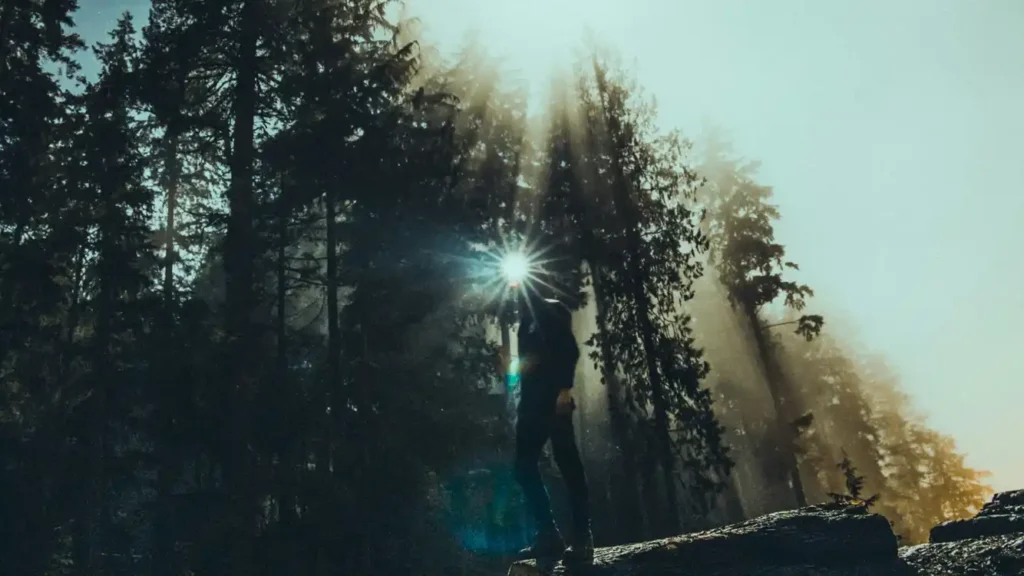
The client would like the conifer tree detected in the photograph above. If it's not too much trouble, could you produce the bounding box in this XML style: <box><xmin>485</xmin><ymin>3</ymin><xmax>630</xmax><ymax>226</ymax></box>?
<box><xmin>0</xmin><ymin>0</ymin><xmax>84</xmax><ymax>571</ymax></box>
<box><xmin>565</xmin><ymin>49</ymin><xmax>732</xmax><ymax>535</ymax></box>
<box><xmin>699</xmin><ymin>128</ymin><xmax>822</xmax><ymax>509</ymax></box>
<box><xmin>536</xmin><ymin>80</ymin><xmax>646</xmax><ymax>542</ymax></box>
<box><xmin>136</xmin><ymin>1</ymin><xmax>227</xmax><ymax>571</ymax></box>
<box><xmin>71</xmin><ymin>14</ymin><xmax>155</xmax><ymax>571</ymax></box>
<box><xmin>2</xmin><ymin>2</ymin><xmax>1004</xmax><ymax>571</ymax></box>
<box><xmin>828</xmin><ymin>451</ymin><xmax>880</xmax><ymax>508</ymax></box>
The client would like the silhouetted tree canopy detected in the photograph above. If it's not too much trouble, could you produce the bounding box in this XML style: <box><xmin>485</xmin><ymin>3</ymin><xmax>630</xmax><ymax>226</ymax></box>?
<box><xmin>0</xmin><ymin>4</ymin><xmax>993</xmax><ymax>575</ymax></box>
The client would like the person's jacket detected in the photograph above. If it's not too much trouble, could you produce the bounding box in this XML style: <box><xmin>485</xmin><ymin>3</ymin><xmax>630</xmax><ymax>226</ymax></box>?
<box><xmin>517</xmin><ymin>298</ymin><xmax>580</xmax><ymax>406</ymax></box>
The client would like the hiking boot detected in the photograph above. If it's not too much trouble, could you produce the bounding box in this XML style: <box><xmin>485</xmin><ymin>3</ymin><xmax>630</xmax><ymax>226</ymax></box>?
<box><xmin>517</xmin><ymin>527</ymin><xmax>564</xmax><ymax>559</ymax></box>
<box><xmin>563</xmin><ymin>526</ymin><xmax>594</xmax><ymax>564</ymax></box>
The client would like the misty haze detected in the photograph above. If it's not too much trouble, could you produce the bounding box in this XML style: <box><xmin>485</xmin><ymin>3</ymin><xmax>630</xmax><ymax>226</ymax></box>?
<box><xmin>1</xmin><ymin>0</ymin><xmax>1021</xmax><ymax>575</ymax></box>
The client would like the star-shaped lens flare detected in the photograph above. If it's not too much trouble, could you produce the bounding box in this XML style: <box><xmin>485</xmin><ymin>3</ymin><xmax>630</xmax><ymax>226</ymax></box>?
<box><xmin>457</xmin><ymin>236</ymin><xmax>567</xmax><ymax>310</ymax></box>
<box><xmin>501</xmin><ymin>252</ymin><xmax>531</xmax><ymax>288</ymax></box>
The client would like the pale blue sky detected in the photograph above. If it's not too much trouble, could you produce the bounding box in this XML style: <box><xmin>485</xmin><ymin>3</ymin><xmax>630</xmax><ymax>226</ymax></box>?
<box><xmin>76</xmin><ymin>0</ymin><xmax>1023</xmax><ymax>491</ymax></box>
<box><xmin>412</xmin><ymin>0</ymin><xmax>1024</xmax><ymax>492</ymax></box>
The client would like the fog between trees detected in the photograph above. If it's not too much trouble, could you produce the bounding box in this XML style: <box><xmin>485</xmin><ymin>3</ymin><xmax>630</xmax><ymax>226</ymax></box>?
<box><xmin>0</xmin><ymin>2</ymin><xmax>991</xmax><ymax>575</ymax></box>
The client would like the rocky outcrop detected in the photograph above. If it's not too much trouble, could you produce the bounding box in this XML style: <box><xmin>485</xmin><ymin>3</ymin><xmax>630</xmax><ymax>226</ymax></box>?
<box><xmin>509</xmin><ymin>503</ymin><xmax>906</xmax><ymax>576</ymax></box>
<box><xmin>929</xmin><ymin>490</ymin><xmax>1024</xmax><ymax>544</ymax></box>
<box><xmin>898</xmin><ymin>490</ymin><xmax>1024</xmax><ymax>575</ymax></box>
<box><xmin>898</xmin><ymin>534</ymin><xmax>1023</xmax><ymax>576</ymax></box>
<box><xmin>508</xmin><ymin>491</ymin><xmax>1024</xmax><ymax>575</ymax></box>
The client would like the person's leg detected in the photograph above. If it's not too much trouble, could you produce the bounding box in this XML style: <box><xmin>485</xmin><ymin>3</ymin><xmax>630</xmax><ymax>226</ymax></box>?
<box><xmin>550</xmin><ymin>412</ymin><xmax>593</xmax><ymax>561</ymax></box>
<box><xmin>513</xmin><ymin>413</ymin><xmax>562</xmax><ymax>556</ymax></box>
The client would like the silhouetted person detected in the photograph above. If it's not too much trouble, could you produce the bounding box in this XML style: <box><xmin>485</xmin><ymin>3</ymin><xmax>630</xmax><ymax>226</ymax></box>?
<box><xmin>511</xmin><ymin>288</ymin><xmax>593</xmax><ymax>563</ymax></box>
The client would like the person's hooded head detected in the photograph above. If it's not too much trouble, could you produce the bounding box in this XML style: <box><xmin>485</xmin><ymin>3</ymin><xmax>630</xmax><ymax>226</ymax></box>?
<box><xmin>518</xmin><ymin>284</ymin><xmax>571</xmax><ymax>333</ymax></box>
<box><xmin>509</xmin><ymin>232</ymin><xmax>574</xmax><ymax>326</ymax></box>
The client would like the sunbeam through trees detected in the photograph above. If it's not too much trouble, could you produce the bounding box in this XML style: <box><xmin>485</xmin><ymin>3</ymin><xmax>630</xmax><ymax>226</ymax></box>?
<box><xmin>0</xmin><ymin>1</ymin><xmax>998</xmax><ymax>575</ymax></box>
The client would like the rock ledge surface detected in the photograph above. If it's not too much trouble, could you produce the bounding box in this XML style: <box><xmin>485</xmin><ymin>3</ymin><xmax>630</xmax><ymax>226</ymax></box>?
<box><xmin>509</xmin><ymin>491</ymin><xmax>1024</xmax><ymax>575</ymax></box>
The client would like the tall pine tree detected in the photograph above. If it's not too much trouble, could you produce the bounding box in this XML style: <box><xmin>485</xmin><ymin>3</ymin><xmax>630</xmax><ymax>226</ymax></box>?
<box><xmin>0</xmin><ymin>0</ymin><xmax>84</xmax><ymax>571</ymax></box>
<box><xmin>73</xmin><ymin>14</ymin><xmax>156</xmax><ymax>572</ymax></box>
<box><xmin>699</xmin><ymin>127</ymin><xmax>823</xmax><ymax>509</ymax></box>
<box><xmin>547</xmin><ymin>47</ymin><xmax>733</xmax><ymax>536</ymax></box>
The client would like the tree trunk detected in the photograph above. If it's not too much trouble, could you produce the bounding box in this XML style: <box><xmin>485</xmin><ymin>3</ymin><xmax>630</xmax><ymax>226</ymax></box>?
<box><xmin>0</xmin><ymin>222</ymin><xmax>24</xmax><ymax>369</ymax></box>
<box><xmin>224</xmin><ymin>1</ymin><xmax>260</xmax><ymax>574</ymax></box>
<box><xmin>294</xmin><ymin>7</ymin><xmax>338</xmax><ymax>572</ymax></box>
<box><xmin>722</xmin><ymin>474</ymin><xmax>747</xmax><ymax>523</ymax></box>
<box><xmin>324</xmin><ymin>195</ymin><xmax>341</xmax><ymax>470</ymax></box>
<box><xmin>78</xmin><ymin>194</ymin><xmax>119</xmax><ymax>575</ymax></box>
<box><xmin>75</xmin><ymin>394</ymin><xmax>104</xmax><ymax>574</ymax></box>
<box><xmin>746</xmin><ymin>305</ymin><xmax>806</xmax><ymax>508</ymax></box>
<box><xmin>500</xmin><ymin>320</ymin><xmax>511</xmax><ymax>396</ymax></box>
<box><xmin>317</xmin><ymin>187</ymin><xmax>340</xmax><ymax>576</ymax></box>
<box><xmin>588</xmin><ymin>267</ymin><xmax>644</xmax><ymax>542</ymax></box>
<box><xmin>154</xmin><ymin>129</ymin><xmax>181</xmax><ymax>576</ymax></box>
<box><xmin>0</xmin><ymin>0</ymin><xmax>11</xmax><ymax>81</ymax></box>
<box><xmin>275</xmin><ymin>182</ymin><xmax>302</xmax><ymax>576</ymax></box>
<box><xmin>626</xmin><ymin>274</ymin><xmax>680</xmax><ymax>536</ymax></box>
<box><xmin>162</xmin><ymin>132</ymin><xmax>179</xmax><ymax>304</ymax></box>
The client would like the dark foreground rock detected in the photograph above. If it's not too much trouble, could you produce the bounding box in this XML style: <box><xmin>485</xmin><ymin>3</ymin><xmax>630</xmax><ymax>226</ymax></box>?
<box><xmin>509</xmin><ymin>503</ymin><xmax>906</xmax><ymax>576</ymax></box>
<box><xmin>899</xmin><ymin>534</ymin><xmax>1023</xmax><ymax>575</ymax></box>
<box><xmin>508</xmin><ymin>491</ymin><xmax>1024</xmax><ymax>576</ymax></box>
<box><xmin>900</xmin><ymin>489</ymin><xmax>1024</xmax><ymax>575</ymax></box>
<box><xmin>930</xmin><ymin>490</ymin><xmax>1024</xmax><ymax>544</ymax></box>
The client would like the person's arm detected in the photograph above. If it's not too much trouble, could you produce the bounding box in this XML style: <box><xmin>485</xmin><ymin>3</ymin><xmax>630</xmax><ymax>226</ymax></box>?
<box><xmin>552</xmin><ymin>304</ymin><xmax>580</xmax><ymax>390</ymax></box>
<box><xmin>551</xmin><ymin>305</ymin><xmax>579</xmax><ymax>414</ymax></box>
<box><xmin>497</xmin><ymin>348</ymin><xmax>509</xmax><ymax>375</ymax></box>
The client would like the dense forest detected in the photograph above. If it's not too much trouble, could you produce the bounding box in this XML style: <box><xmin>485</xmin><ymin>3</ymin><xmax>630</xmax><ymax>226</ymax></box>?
<box><xmin>0</xmin><ymin>1</ymin><xmax>994</xmax><ymax>575</ymax></box>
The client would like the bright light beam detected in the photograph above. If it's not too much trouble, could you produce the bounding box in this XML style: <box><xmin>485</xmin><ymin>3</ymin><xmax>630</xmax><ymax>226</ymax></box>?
<box><xmin>405</xmin><ymin>0</ymin><xmax>618</xmax><ymax>109</ymax></box>
<box><xmin>501</xmin><ymin>252</ymin><xmax>531</xmax><ymax>287</ymax></box>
